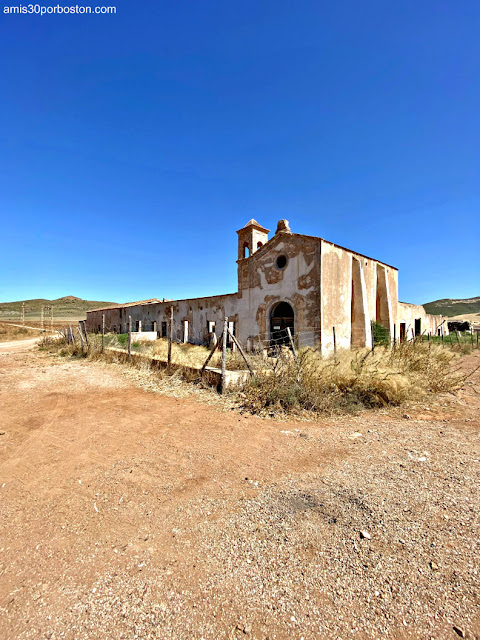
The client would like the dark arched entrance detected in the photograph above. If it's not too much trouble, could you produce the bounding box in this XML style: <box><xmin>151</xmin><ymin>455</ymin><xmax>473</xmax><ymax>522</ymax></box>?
<box><xmin>270</xmin><ymin>301</ymin><xmax>294</xmax><ymax>346</ymax></box>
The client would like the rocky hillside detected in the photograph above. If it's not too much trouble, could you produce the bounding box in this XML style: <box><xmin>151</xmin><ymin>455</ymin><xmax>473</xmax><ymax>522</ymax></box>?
<box><xmin>423</xmin><ymin>296</ymin><xmax>480</xmax><ymax>317</ymax></box>
<box><xmin>0</xmin><ymin>296</ymin><xmax>119</xmax><ymax>320</ymax></box>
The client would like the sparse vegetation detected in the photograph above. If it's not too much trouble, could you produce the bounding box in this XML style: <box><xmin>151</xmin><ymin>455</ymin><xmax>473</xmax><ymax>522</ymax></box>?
<box><xmin>0</xmin><ymin>322</ymin><xmax>44</xmax><ymax>341</ymax></box>
<box><xmin>240</xmin><ymin>340</ymin><xmax>470</xmax><ymax>417</ymax></box>
<box><xmin>41</xmin><ymin>328</ymin><xmax>476</xmax><ymax>418</ymax></box>
<box><xmin>0</xmin><ymin>296</ymin><xmax>119</xmax><ymax>322</ymax></box>
<box><xmin>423</xmin><ymin>295</ymin><xmax>480</xmax><ymax>317</ymax></box>
<box><xmin>105</xmin><ymin>335</ymin><xmax>257</xmax><ymax>371</ymax></box>
<box><xmin>371</xmin><ymin>320</ymin><xmax>390</xmax><ymax>346</ymax></box>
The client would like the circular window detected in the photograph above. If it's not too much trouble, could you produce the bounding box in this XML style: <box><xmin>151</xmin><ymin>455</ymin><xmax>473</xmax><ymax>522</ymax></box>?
<box><xmin>276</xmin><ymin>255</ymin><xmax>287</xmax><ymax>269</ymax></box>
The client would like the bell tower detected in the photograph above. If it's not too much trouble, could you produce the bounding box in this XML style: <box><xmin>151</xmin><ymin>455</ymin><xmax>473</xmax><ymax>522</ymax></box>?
<box><xmin>236</xmin><ymin>219</ymin><xmax>270</xmax><ymax>260</ymax></box>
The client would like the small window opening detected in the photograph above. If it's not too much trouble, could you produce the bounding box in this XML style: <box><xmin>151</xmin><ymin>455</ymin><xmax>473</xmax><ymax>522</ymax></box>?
<box><xmin>243</xmin><ymin>242</ymin><xmax>250</xmax><ymax>258</ymax></box>
<box><xmin>161</xmin><ymin>321</ymin><xmax>167</xmax><ymax>337</ymax></box>
<box><xmin>257</xmin><ymin>241</ymin><xmax>263</xmax><ymax>250</ymax></box>
<box><xmin>208</xmin><ymin>321</ymin><xmax>216</xmax><ymax>334</ymax></box>
<box><xmin>276</xmin><ymin>255</ymin><xmax>287</xmax><ymax>269</ymax></box>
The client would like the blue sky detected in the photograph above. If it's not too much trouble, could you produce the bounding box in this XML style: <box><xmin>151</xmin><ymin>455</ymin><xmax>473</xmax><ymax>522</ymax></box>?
<box><xmin>1</xmin><ymin>0</ymin><xmax>479</xmax><ymax>305</ymax></box>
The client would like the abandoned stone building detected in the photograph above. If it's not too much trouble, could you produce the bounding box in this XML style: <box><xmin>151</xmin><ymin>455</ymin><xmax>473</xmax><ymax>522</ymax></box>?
<box><xmin>86</xmin><ymin>219</ymin><xmax>447</xmax><ymax>354</ymax></box>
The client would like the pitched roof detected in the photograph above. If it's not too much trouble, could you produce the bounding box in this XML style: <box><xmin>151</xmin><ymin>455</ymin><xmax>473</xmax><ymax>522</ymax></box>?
<box><xmin>89</xmin><ymin>298</ymin><xmax>162</xmax><ymax>312</ymax></box>
<box><xmin>236</xmin><ymin>219</ymin><xmax>270</xmax><ymax>234</ymax></box>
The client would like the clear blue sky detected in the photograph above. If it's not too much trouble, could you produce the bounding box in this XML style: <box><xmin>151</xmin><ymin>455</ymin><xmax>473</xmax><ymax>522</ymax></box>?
<box><xmin>1</xmin><ymin>0</ymin><xmax>479</xmax><ymax>305</ymax></box>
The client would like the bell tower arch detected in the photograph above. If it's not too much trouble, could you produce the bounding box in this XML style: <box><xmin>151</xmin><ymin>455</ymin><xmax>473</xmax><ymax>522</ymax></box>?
<box><xmin>236</xmin><ymin>219</ymin><xmax>270</xmax><ymax>260</ymax></box>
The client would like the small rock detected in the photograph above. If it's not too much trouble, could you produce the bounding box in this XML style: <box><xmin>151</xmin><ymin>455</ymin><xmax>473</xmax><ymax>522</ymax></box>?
<box><xmin>243</xmin><ymin>623</ymin><xmax>251</xmax><ymax>634</ymax></box>
<box><xmin>453</xmin><ymin>626</ymin><xmax>465</xmax><ymax>638</ymax></box>
<box><xmin>402</xmin><ymin>414</ymin><xmax>410</xmax><ymax>420</ymax></box>
<box><xmin>360</xmin><ymin>530</ymin><xmax>371</xmax><ymax>540</ymax></box>
<box><xmin>430</xmin><ymin>561</ymin><xmax>439</xmax><ymax>571</ymax></box>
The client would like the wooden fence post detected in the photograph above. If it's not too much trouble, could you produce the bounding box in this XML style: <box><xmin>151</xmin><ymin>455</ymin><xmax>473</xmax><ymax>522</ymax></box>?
<box><xmin>286</xmin><ymin>326</ymin><xmax>298</xmax><ymax>363</ymax></box>
<box><xmin>229</xmin><ymin>329</ymin><xmax>254</xmax><ymax>375</ymax></box>
<box><xmin>221</xmin><ymin>316</ymin><xmax>228</xmax><ymax>394</ymax></box>
<box><xmin>168</xmin><ymin>306</ymin><xmax>173</xmax><ymax>367</ymax></box>
<box><xmin>82</xmin><ymin>321</ymin><xmax>89</xmax><ymax>349</ymax></box>
<box><xmin>77</xmin><ymin>323</ymin><xmax>84</xmax><ymax>350</ymax></box>
<box><xmin>128</xmin><ymin>315</ymin><xmax>132</xmax><ymax>359</ymax></box>
<box><xmin>201</xmin><ymin>332</ymin><xmax>223</xmax><ymax>375</ymax></box>
<box><xmin>102</xmin><ymin>314</ymin><xmax>105</xmax><ymax>353</ymax></box>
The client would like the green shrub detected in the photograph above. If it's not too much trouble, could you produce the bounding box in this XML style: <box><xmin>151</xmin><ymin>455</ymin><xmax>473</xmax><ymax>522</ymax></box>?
<box><xmin>371</xmin><ymin>320</ymin><xmax>390</xmax><ymax>346</ymax></box>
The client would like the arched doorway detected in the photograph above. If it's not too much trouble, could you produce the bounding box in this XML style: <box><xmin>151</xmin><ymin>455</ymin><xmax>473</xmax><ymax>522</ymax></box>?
<box><xmin>270</xmin><ymin>301</ymin><xmax>294</xmax><ymax>346</ymax></box>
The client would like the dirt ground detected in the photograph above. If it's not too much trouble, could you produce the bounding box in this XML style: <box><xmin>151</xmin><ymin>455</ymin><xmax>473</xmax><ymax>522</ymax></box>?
<box><xmin>0</xmin><ymin>323</ymin><xmax>54</xmax><ymax>343</ymax></box>
<box><xmin>0</xmin><ymin>343</ymin><xmax>479</xmax><ymax>640</ymax></box>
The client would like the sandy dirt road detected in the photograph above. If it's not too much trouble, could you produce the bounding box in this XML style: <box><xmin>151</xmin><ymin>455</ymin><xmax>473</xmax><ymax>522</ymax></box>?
<box><xmin>0</xmin><ymin>337</ymin><xmax>44</xmax><ymax>354</ymax></box>
<box><xmin>0</xmin><ymin>345</ymin><xmax>479</xmax><ymax>639</ymax></box>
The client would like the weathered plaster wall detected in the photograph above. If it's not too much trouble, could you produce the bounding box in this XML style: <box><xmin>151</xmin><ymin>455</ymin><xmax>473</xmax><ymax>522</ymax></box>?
<box><xmin>351</xmin><ymin>256</ymin><xmax>371</xmax><ymax>348</ymax></box>
<box><xmin>236</xmin><ymin>232</ymin><xmax>321</xmax><ymax>348</ymax></box>
<box><xmin>86</xmin><ymin>294</ymin><xmax>239</xmax><ymax>346</ymax></box>
<box><xmin>320</xmin><ymin>240</ymin><xmax>352</xmax><ymax>354</ymax></box>
<box><xmin>320</xmin><ymin>241</ymin><xmax>398</xmax><ymax>354</ymax></box>
<box><xmin>397</xmin><ymin>303</ymin><xmax>447</xmax><ymax>339</ymax></box>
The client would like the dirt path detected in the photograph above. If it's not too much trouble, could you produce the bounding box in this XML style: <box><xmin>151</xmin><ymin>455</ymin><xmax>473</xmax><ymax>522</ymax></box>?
<box><xmin>0</xmin><ymin>338</ymin><xmax>44</xmax><ymax>354</ymax></box>
<box><xmin>0</xmin><ymin>347</ymin><xmax>479</xmax><ymax>639</ymax></box>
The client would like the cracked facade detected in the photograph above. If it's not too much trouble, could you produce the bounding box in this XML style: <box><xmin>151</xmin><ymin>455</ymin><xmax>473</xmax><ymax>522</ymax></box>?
<box><xmin>86</xmin><ymin>219</ymin><xmax>447</xmax><ymax>353</ymax></box>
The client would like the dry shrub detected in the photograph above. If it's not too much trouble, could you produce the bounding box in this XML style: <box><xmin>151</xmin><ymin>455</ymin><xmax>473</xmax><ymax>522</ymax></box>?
<box><xmin>241</xmin><ymin>341</ymin><xmax>466</xmax><ymax>417</ymax></box>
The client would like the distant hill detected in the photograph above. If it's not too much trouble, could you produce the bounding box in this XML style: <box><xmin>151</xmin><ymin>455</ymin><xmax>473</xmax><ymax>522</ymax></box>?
<box><xmin>0</xmin><ymin>296</ymin><xmax>120</xmax><ymax>320</ymax></box>
<box><xmin>423</xmin><ymin>296</ymin><xmax>480</xmax><ymax>317</ymax></box>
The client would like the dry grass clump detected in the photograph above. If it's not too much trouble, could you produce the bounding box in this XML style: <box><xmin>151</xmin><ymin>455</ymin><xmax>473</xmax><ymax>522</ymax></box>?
<box><xmin>125</xmin><ymin>337</ymin><xmax>254</xmax><ymax>371</ymax></box>
<box><xmin>241</xmin><ymin>341</ymin><xmax>466</xmax><ymax>417</ymax></box>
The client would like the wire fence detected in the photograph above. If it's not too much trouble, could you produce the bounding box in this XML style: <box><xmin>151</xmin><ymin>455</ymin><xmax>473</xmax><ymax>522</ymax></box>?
<box><xmin>53</xmin><ymin>314</ymin><xmax>479</xmax><ymax>396</ymax></box>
